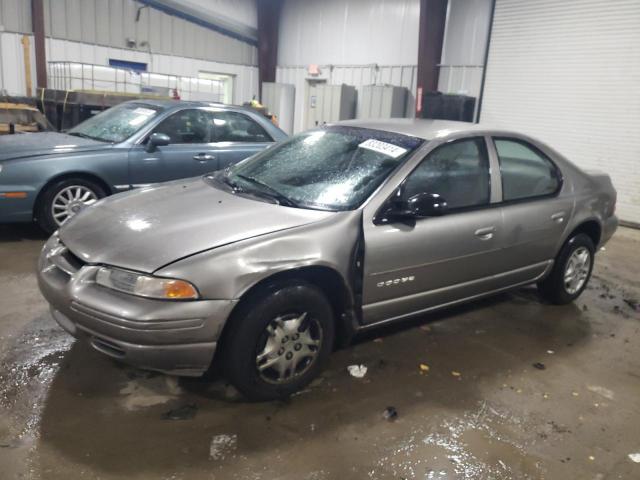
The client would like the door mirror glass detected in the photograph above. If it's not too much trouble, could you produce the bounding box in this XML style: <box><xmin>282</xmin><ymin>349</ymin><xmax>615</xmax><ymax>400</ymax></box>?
<box><xmin>146</xmin><ymin>132</ymin><xmax>170</xmax><ymax>152</ymax></box>
<box><xmin>406</xmin><ymin>192</ymin><xmax>448</xmax><ymax>217</ymax></box>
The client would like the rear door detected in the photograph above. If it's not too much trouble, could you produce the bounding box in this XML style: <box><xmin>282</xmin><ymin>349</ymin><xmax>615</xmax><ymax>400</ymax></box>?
<box><xmin>492</xmin><ymin>137</ymin><xmax>573</xmax><ymax>276</ymax></box>
<box><xmin>361</xmin><ymin>136</ymin><xmax>506</xmax><ymax>325</ymax></box>
<box><xmin>128</xmin><ymin>108</ymin><xmax>217</xmax><ymax>186</ymax></box>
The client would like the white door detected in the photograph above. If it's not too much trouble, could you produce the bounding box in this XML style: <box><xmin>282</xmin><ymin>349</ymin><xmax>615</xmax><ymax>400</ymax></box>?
<box><xmin>480</xmin><ymin>0</ymin><xmax>640</xmax><ymax>224</ymax></box>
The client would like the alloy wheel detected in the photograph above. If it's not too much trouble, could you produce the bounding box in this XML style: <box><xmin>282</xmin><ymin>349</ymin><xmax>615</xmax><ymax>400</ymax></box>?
<box><xmin>564</xmin><ymin>246</ymin><xmax>591</xmax><ymax>295</ymax></box>
<box><xmin>51</xmin><ymin>185</ymin><xmax>98</xmax><ymax>226</ymax></box>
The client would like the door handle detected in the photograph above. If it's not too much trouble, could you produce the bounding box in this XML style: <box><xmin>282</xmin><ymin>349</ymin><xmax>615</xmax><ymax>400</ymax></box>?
<box><xmin>474</xmin><ymin>226</ymin><xmax>495</xmax><ymax>240</ymax></box>
<box><xmin>551</xmin><ymin>211</ymin><xmax>565</xmax><ymax>223</ymax></box>
<box><xmin>193</xmin><ymin>153</ymin><xmax>215</xmax><ymax>162</ymax></box>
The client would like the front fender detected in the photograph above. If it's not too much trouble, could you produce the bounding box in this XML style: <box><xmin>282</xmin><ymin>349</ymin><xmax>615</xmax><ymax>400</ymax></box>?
<box><xmin>156</xmin><ymin>211</ymin><xmax>362</xmax><ymax>301</ymax></box>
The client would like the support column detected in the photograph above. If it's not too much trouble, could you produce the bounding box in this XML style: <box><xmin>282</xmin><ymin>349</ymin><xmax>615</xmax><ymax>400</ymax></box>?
<box><xmin>415</xmin><ymin>0</ymin><xmax>448</xmax><ymax>116</ymax></box>
<box><xmin>31</xmin><ymin>0</ymin><xmax>47</xmax><ymax>89</ymax></box>
<box><xmin>256</xmin><ymin>0</ymin><xmax>283</xmax><ymax>100</ymax></box>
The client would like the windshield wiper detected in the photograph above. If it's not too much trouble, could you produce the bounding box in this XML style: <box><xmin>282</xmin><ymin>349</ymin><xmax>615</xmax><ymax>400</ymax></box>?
<box><xmin>235</xmin><ymin>174</ymin><xmax>299</xmax><ymax>208</ymax></box>
<box><xmin>68</xmin><ymin>132</ymin><xmax>109</xmax><ymax>142</ymax></box>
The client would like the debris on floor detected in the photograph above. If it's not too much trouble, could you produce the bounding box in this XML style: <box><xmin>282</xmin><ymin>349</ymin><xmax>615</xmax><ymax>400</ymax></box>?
<box><xmin>451</xmin><ymin>370</ymin><xmax>461</xmax><ymax>377</ymax></box>
<box><xmin>419</xmin><ymin>325</ymin><xmax>431</xmax><ymax>332</ymax></box>
<box><xmin>347</xmin><ymin>364</ymin><xmax>367</xmax><ymax>378</ymax></box>
<box><xmin>587</xmin><ymin>385</ymin><xmax>615</xmax><ymax>400</ymax></box>
<box><xmin>209</xmin><ymin>433</ymin><xmax>238</xmax><ymax>461</ymax></box>
<box><xmin>533</xmin><ymin>362</ymin><xmax>546</xmax><ymax>370</ymax></box>
<box><xmin>419</xmin><ymin>363</ymin><xmax>430</xmax><ymax>373</ymax></box>
<box><xmin>623</xmin><ymin>298</ymin><xmax>639</xmax><ymax>312</ymax></box>
<box><xmin>546</xmin><ymin>350</ymin><xmax>555</xmax><ymax>354</ymax></box>
<box><xmin>628</xmin><ymin>453</ymin><xmax>640</xmax><ymax>463</ymax></box>
<box><xmin>382</xmin><ymin>406</ymin><xmax>398</xmax><ymax>421</ymax></box>
<box><xmin>163</xmin><ymin>403</ymin><xmax>198</xmax><ymax>420</ymax></box>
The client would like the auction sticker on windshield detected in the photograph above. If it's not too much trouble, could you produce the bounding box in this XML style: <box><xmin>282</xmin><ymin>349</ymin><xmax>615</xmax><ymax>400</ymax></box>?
<box><xmin>358</xmin><ymin>139</ymin><xmax>408</xmax><ymax>158</ymax></box>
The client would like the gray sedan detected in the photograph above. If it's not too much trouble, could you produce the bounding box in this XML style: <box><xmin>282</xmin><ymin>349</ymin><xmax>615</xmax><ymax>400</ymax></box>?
<box><xmin>37</xmin><ymin>119</ymin><xmax>618</xmax><ymax>400</ymax></box>
<box><xmin>0</xmin><ymin>100</ymin><xmax>287</xmax><ymax>232</ymax></box>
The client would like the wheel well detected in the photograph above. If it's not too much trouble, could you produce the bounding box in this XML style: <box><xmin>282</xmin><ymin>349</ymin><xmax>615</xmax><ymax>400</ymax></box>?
<box><xmin>218</xmin><ymin>267</ymin><xmax>355</xmax><ymax>353</ymax></box>
<box><xmin>569</xmin><ymin>220</ymin><xmax>601</xmax><ymax>247</ymax></box>
<box><xmin>33</xmin><ymin>172</ymin><xmax>112</xmax><ymax>219</ymax></box>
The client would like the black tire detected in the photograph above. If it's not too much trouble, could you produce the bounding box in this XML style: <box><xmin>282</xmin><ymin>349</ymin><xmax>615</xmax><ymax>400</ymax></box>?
<box><xmin>222</xmin><ymin>281</ymin><xmax>335</xmax><ymax>401</ymax></box>
<box><xmin>538</xmin><ymin>233</ymin><xmax>595</xmax><ymax>304</ymax></box>
<box><xmin>36</xmin><ymin>178</ymin><xmax>106</xmax><ymax>234</ymax></box>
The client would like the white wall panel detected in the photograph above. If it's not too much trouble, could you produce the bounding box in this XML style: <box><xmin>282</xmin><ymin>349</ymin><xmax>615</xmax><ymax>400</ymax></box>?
<box><xmin>278</xmin><ymin>0</ymin><xmax>420</xmax><ymax>66</ymax></box>
<box><xmin>0</xmin><ymin>32</ymin><xmax>36</xmax><ymax>96</ymax></box>
<box><xmin>39</xmin><ymin>0</ymin><xmax>257</xmax><ymax>66</ymax></box>
<box><xmin>481</xmin><ymin>0</ymin><xmax>640</xmax><ymax>224</ymax></box>
<box><xmin>438</xmin><ymin>0</ymin><xmax>492</xmax><ymax>99</ymax></box>
<box><xmin>0</xmin><ymin>0</ymin><xmax>32</xmax><ymax>33</ymax></box>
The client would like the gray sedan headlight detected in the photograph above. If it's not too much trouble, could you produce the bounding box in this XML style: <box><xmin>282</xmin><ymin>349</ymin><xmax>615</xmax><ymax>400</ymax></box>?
<box><xmin>96</xmin><ymin>267</ymin><xmax>199</xmax><ymax>300</ymax></box>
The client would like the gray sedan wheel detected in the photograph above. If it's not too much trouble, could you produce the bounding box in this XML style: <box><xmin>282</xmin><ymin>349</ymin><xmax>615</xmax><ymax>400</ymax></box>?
<box><xmin>538</xmin><ymin>233</ymin><xmax>595</xmax><ymax>304</ymax></box>
<box><xmin>37</xmin><ymin>178</ymin><xmax>106</xmax><ymax>234</ymax></box>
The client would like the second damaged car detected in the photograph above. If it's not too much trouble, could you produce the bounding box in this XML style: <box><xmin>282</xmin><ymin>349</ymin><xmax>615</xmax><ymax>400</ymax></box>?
<box><xmin>38</xmin><ymin>119</ymin><xmax>617</xmax><ymax>400</ymax></box>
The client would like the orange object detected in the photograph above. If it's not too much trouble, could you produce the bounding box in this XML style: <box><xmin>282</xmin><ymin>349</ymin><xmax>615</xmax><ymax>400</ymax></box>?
<box><xmin>163</xmin><ymin>280</ymin><xmax>198</xmax><ymax>299</ymax></box>
<box><xmin>1</xmin><ymin>192</ymin><xmax>28</xmax><ymax>199</ymax></box>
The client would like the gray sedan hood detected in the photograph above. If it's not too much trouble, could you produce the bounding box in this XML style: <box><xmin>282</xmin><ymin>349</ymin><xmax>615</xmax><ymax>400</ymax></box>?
<box><xmin>59</xmin><ymin>177</ymin><xmax>335</xmax><ymax>273</ymax></box>
<box><xmin>0</xmin><ymin>131</ymin><xmax>109</xmax><ymax>161</ymax></box>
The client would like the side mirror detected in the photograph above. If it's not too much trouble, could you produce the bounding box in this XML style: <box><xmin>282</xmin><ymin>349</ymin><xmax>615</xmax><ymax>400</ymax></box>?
<box><xmin>383</xmin><ymin>192</ymin><xmax>448</xmax><ymax>222</ymax></box>
<box><xmin>145</xmin><ymin>132</ymin><xmax>170</xmax><ymax>152</ymax></box>
<box><xmin>406</xmin><ymin>192</ymin><xmax>448</xmax><ymax>217</ymax></box>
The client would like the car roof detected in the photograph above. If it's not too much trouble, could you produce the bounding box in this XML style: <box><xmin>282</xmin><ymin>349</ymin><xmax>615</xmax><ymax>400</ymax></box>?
<box><xmin>120</xmin><ymin>98</ymin><xmax>252</xmax><ymax>113</ymax></box>
<box><xmin>332</xmin><ymin>118</ymin><xmax>490</xmax><ymax>141</ymax></box>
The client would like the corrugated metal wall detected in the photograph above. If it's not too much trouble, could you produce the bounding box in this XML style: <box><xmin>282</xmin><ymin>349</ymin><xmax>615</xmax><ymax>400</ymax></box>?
<box><xmin>276</xmin><ymin>64</ymin><xmax>417</xmax><ymax>134</ymax></box>
<box><xmin>276</xmin><ymin>0</ymin><xmax>420</xmax><ymax>133</ymax></box>
<box><xmin>481</xmin><ymin>0</ymin><xmax>640</xmax><ymax>224</ymax></box>
<box><xmin>41</xmin><ymin>0</ymin><xmax>256</xmax><ymax>66</ymax></box>
<box><xmin>0</xmin><ymin>32</ymin><xmax>36</xmax><ymax>95</ymax></box>
<box><xmin>438</xmin><ymin>0</ymin><xmax>492</xmax><ymax>101</ymax></box>
<box><xmin>278</xmin><ymin>0</ymin><xmax>420</xmax><ymax>66</ymax></box>
<box><xmin>0</xmin><ymin>0</ymin><xmax>32</xmax><ymax>33</ymax></box>
<box><xmin>46</xmin><ymin>37</ymin><xmax>259</xmax><ymax>104</ymax></box>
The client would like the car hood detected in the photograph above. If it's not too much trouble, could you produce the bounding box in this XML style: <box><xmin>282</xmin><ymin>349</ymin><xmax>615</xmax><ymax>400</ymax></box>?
<box><xmin>0</xmin><ymin>131</ymin><xmax>110</xmax><ymax>161</ymax></box>
<box><xmin>59</xmin><ymin>177</ymin><xmax>336</xmax><ymax>273</ymax></box>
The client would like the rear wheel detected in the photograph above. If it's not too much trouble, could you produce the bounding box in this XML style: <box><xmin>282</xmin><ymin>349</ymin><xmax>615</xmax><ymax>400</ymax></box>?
<box><xmin>37</xmin><ymin>178</ymin><xmax>106</xmax><ymax>233</ymax></box>
<box><xmin>222</xmin><ymin>281</ymin><xmax>335</xmax><ymax>401</ymax></box>
<box><xmin>538</xmin><ymin>233</ymin><xmax>595</xmax><ymax>304</ymax></box>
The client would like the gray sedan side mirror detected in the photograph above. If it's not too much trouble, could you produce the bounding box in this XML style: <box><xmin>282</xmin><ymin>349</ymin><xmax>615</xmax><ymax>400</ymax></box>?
<box><xmin>146</xmin><ymin>133</ymin><xmax>170</xmax><ymax>152</ymax></box>
<box><xmin>406</xmin><ymin>192</ymin><xmax>448</xmax><ymax>217</ymax></box>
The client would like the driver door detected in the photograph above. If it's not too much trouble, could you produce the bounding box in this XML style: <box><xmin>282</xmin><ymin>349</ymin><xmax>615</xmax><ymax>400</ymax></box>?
<box><xmin>128</xmin><ymin>109</ymin><xmax>217</xmax><ymax>186</ymax></box>
<box><xmin>361</xmin><ymin>137</ymin><xmax>506</xmax><ymax>325</ymax></box>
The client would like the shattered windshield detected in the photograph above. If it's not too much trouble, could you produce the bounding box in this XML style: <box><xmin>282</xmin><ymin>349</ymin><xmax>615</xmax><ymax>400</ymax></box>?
<box><xmin>220</xmin><ymin>126</ymin><xmax>423</xmax><ymax>211</ymax></box>
<box><xmin>68</xmin><ymin>103</ymin><xmax>161</xmax><ymax>143</ymax></box>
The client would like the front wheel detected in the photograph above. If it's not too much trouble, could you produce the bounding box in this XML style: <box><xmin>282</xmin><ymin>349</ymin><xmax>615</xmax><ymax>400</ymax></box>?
<box><xmin>538</xmin><ymin>233</ymin><xmax>595</xmax><ymax>304</ymax></box>
<box><xmin>222</xmin><ymin>281</ymin><xmax>335</xmax><ymax>401</ymax></box>
<box><xmin>37</xmin><ymin>178</ymin><xmax>106</xmax><ymax>233</ymax></box>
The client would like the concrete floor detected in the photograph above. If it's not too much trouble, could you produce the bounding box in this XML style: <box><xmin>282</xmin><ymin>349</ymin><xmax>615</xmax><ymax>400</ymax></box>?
<box><xmin>0</xmin><ymin>224</ymin><xmax>639</xmax><ymax>480</ymax></box>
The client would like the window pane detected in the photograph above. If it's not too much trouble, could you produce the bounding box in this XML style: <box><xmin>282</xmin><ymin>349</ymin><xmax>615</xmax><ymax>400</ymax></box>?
<box><xmin>495</xmin><ymin>139</ymin><xmax>559</xmax><ymax>201</ymax></box>
<box><xmin>403</xmin><ymin>138</ymin><xmax>490</xmax><ymax>210</ymax></box>
<box><xmin>212</xmin><ymin>111</ymin><xmax>272</xmax><ymax>143</ymax></box>
<box><xmin>152</xmin><ymin>109</ymin><xmax>210</xmax><ymax>144</ymax></box>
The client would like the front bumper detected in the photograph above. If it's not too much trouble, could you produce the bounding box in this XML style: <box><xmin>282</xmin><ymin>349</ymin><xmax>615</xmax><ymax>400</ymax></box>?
<box><xmin>37</xmin><ymin>235</ymin><xmax>236</xmax><ymax>376</ymax></box>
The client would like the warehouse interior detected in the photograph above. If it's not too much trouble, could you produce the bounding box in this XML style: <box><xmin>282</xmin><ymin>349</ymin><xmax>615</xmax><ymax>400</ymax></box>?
<box><xmin>1</xmin><ymin>0</ymin><xmax>639</xmax><ymax>479</ymax></box>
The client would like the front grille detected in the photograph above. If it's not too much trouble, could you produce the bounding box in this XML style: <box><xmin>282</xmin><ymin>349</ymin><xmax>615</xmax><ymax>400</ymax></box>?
<box><xmin>45</xmin><ymin>239</ymin><xmax>86</xmax><ymax>276</ymax></box>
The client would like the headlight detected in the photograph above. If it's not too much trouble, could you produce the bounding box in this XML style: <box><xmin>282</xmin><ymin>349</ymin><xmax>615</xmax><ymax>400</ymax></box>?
<box><xmin>95</xmin><ymin>267</ymin><xmax>199</xmax><ymax>300</ymax></box>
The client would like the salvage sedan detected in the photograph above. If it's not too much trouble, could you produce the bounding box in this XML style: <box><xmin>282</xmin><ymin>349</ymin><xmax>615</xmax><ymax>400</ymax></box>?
<box><xmin>37</xmin><ymin>119</ymin><xmax>618</xmax><ymax>400</ymax></box>
<box><xmin>0</xmin><ymin>100</ymin><xmax>286</xmax><ymax>232</ymax></box>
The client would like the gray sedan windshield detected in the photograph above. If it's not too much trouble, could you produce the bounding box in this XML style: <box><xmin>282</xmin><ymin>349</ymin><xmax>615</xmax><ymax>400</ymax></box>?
<box><xmin>223</xmin><ymin>126</ymin><xmax>423</xmax><ymax>211</ymax></box>
<box><xmin>68</xmin><ymin>103</ymin><xmax>161</xmax><ymax>143</ymax></box>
